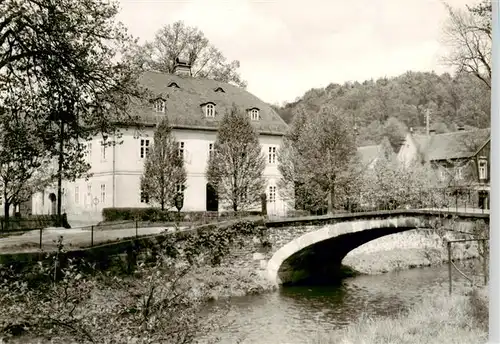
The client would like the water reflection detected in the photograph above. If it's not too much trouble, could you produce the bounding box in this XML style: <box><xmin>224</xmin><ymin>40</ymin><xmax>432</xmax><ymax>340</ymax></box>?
<box><xmin>204</xmin><ymin>260</ymin><xmax>481</xmax><ymax>344</ymax></box>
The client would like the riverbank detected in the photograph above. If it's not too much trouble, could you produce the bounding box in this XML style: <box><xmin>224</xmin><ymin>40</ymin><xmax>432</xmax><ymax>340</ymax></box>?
<box><xmin>314</xmin><ymin>285</ymin><xmax>488</xmax><ymax>344</ymax></box>
<box><xmin>343</xmin><ymin>229</ymin><xmax>480</xmax><ymax>275</ymax></box>
<box><xmin>188</xmin><ymin>266</ymin><xmax>278</xmax><ymax>300</ymax></box>
<box><xmin>193</xmin><ymin>228</ymin><xmax>481</xmax><ymax>299</ymax></box>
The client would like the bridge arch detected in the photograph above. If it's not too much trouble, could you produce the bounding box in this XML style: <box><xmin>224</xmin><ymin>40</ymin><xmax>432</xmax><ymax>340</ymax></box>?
<box><xmin>266</xmin><ymin>217</ymin><xmax>425</xmax><ymax>285</ymax></box>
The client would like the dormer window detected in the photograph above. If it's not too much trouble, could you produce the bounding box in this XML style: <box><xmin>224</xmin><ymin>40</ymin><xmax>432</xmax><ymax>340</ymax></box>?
<box><xmin>153</xmin><ymin>99</ymin><xmax>166</xmax><ymax>113</ymax></box>
<box><xmin>248</xmin><ymin>108</ymin><xmax>260</xmax><ymax>121</ymax></box>
<box><xmin>214</xmin><ymin>87</ymin><xmax>225</xmax><ymax>93</ymax></box>
<box><xmin>168</xmin><ymin>82</ymin><xmax>180</xmax><ymax>88</ymax></box>
<box><xmin>204</xmin><ymin>103</ymin><xmax>216</xmax><ymax>118</ymax></box>
<box><xmin>479</xmin><ymin>158</ymin><xmax>488</xmax><ymax>180</ymax></box>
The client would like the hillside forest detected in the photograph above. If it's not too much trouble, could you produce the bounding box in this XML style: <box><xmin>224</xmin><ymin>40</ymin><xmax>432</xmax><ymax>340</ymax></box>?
<box><xmin>273</xmin><ymin>71</ymin><xmax>490</xmax><ymax>149</ymax></box>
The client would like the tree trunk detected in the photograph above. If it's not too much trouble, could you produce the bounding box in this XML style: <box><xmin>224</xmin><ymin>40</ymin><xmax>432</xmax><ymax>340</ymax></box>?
<box><xmin>57</xmin><ymin>120</ymin><xmax>64</xmax><ymax>220</ymax></box>
<box><xmin>161</xmin><ymin>200</ymin><xmax>165</xmax><ymax>211</ymax></box>
<box><xmin>233</xmin><ymin>202</ymin><xmax>238</xmax><ymax>212</ymax></box>
<box><xmin>327</xmin><ymin>185</ymin><xmax>335</xmax><ymax>215</ymax></box>
<box><xmin>4</xmin><ymin>200</ymin><xmax>10</xmax><ymax>229</ymax></box>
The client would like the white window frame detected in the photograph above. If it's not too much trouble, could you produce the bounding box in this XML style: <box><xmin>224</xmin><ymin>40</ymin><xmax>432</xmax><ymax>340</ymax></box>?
<box><xmin>269</xmin><ymin>185</ymin><xmax>277</xmax><ymax>203</ymax></box>
<box><xmin>100</xmin><ymin>184</ymin><xmax>106</xmax><ymax>203</ymax></box>
<box><xmin>140</xmin><ymin>188</ymin><xmax>149</xmax><ymax>203</ymax></box>
<box><xmin>86</xmin><ymin>142</ymin><xmax>92</xmax><ymax>161</ymax></box>
<box><xmin>250</xmin><ymin>109</ymin><xmax>259</xmax><ymax>121</ymax></box>
<box><xmin>456</xmin><ymin>167</ymin><xmax>463</xmax><ymax>180</ymax></box>
<box><xmin>209</xmin><ymin>143</ymin><xmax>214</xmax><ymax>159</ymax></box>
<box><xmin>479</xmin><ymin>159</ymin><xmax>488</xmax><ymax>179</ymax></box>
<box><xmin>268</xmin><ymin>146</ymin><xmax>277</xmax><ymax>164</ymax></box>
<box><xmin>205</xmin><ymin>104</ymin><xmax>215</xmax><ymax>118</ymax></box>
<box><xmin>176</xmin><ymin>184</ymin><xmax>185</xmax><ymax>195</ymax></box>
<box><xmin>100</xmin><ymin>141</ymin><xmax>106</xmax><ymax>161</ymax></box>
<box><xmin>178</xmin><ymin>141</ymin><xmax>185</xmax><ymax>160</ymax></box>
<box><xmin>86</xmin><ymin>184</ymin><xmax>92</xmax><ymax>208</ymax></box>
<box><xmin>153</xmin><ymin>99</ymin><xmax>165</xmax><ymax>113</ymax></box>
<box><xmin>140</xmin><ymin>139</ymin><xmax>150</xmax><ymax>159</ymax></box>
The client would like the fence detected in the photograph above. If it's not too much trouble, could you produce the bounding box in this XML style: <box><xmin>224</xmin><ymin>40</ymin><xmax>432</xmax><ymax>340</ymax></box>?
<box><xmin>446</xmin><ymin>238</ymin><xmax>489</xmax><ymax>295</ymax></box>
<box><xmin>266</xmin><ymin>187</ymin><xmax>490</xmax><ymax>220</ymax></box>
<box><xmin>0</xmin><ymin>211</ymin><xmax>272</xmax><ymax>253</ymax></box>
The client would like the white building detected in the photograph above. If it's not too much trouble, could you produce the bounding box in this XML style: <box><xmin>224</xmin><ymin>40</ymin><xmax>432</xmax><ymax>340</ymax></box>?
<box><xmin>31</xmin><ymin>61</ymin><xmax>291</xmax><ymax>221</ymax></box>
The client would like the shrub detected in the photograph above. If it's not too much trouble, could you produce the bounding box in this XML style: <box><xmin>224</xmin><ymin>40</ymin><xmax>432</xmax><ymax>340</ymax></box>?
<box><xmin>467</xmin><ymin>287</ymin><xmax>488</xmax><ymax>331</ymax></box>
<box><xmin>102</xmin><ymin>207</ymin><xmax>262</xmax><ymax>223</ymax></box>
<box><xmin>0</xmin><ymin>214</ymin><xmax>69</xmax><ymax>231</ymax></box>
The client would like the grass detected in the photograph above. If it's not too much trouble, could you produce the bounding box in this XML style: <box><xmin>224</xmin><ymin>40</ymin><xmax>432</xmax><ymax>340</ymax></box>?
<box><xmin>313</xmin><ymin>285</ymin><xmax>488</xmax><ymax>344</ymax></box>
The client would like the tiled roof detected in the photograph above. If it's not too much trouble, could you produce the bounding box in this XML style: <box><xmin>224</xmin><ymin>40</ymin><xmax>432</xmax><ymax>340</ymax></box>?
<box><xmin>357</xmin><ymin>144</ymin><xmax>382</xmax><ymax>166</ymax></box>
<box><xmin>411</xmin><ymin>128</ymin><xmax>490</xmax><ymax>161</ymax></box>
<box><xmin>131</xmin><ymin>71</ymin><xmax>289</xmax><ymax>135</ymax></box>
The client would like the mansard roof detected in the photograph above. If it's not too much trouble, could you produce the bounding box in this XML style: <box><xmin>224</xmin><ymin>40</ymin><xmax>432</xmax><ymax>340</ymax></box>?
<box><xmin>130</xmin><ymin>71</ymin><xmax>288</xmax><ymax>136</ymax></box>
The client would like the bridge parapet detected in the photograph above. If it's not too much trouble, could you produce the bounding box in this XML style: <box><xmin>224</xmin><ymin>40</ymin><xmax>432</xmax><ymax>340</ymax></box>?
<box><xmin>265</xmin><ymin>209</ymin><xmax>489</xmax><ymax>229</ymax></box>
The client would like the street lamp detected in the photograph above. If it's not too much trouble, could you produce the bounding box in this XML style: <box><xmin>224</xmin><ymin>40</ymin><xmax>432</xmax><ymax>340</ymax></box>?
<box><xmin>487</xmin><ymin>1</ymin><xmax>500</xmax><ymax>343</ymax></box>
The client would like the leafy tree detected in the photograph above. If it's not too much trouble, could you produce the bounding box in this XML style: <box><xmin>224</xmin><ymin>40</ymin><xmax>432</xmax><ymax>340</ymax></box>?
<box><xmin>207</xmin><ymin>106</ymin><xmax>266</xmax><ymax>211</ymax></box>
<box><xmin>274</xmin><ymin>71</ymin><xmax>490</xmax><ymax>147</ymax></box>
<box><xmin>442</xmin><ymin>0</ymin><xmax>491</xmax><ymax>88</ymax></box>
<box><xmin>0</xmin><ymin>108</ymin><xmax>55</xmax><ymax>221</ymax></box>
<box><xmin>362</xmin><ymin>139</ymin><xmax>444</xmax><ymax>210</ymax></box>
<box><xmin>336</xmin><ymin>155</ymin><xmax>366</xmax><ymax>211</ymax></box>
<box><xmin>382</xmin><ymin>117</ymin><xmax>407</xmax><ymax>152</ymax></box>
<box><xmin>277</xmin><ymin>105</ymin><xmax>308</xmax><ymax>208</ymax></box>
<box><xmin>141</xmin><ymin>119</ymin><xmax>187</xmax><ymax>211</ymax></box>
<box><xmin>139</xmin><ymin>21</ymin><xmax>247</xmax><ymax>88</ymax></box>
<box><xmin>0</xmin><ymin>0</ymin><xmax>147</xmax><ymax>217</ymax></box>
<box><xmin>293</xmin><ymin>105</ymin><xmax>356</xmax><ymax>214</ymax></box>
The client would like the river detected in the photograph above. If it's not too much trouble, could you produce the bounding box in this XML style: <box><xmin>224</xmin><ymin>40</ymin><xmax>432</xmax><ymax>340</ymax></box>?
<box><xmin>204</xmin><ymin>260</ymin><xmax>482</xmax><ymax>344</ymax></box>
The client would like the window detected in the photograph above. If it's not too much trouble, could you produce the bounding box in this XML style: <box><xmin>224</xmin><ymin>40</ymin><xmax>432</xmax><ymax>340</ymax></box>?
<box><xmin>456</xmin><ymin>167</ymin><xmax>463</xmax><ymax>180</ymax></box>
<box><xmin>205</xmin><ymin>103</ymin><xmax>215</xmax><ymax>117</ymax></box>
<box><xmin>440</xmin><ymin>170</ymin><xmax>446</xmax><ymax>180</ymax></box>
<box><xmin>75</xmin><ymin>186</ymin><xmax>79</xmax><ymax>204</ymax></box>
<box><xmin>153</xmin><ymin>99</ymin><xmax>166</xmax><ymax>113</ymax></box>
<box><xmin>140</xmin><ymin>139</ymin><xmax>150</xmax><ymax>159</ymax></box>
<box><xmin>269</xmin><ymin>186</ymin><xmax>277</xmax><ymax>203</ymax></box>
<box><xmin>140</xmin><ymin>189</ymin><xmax>149</xmax><ymax>203</ymax></box>
<box><xmin>178</xmin><ymin>141</ymin><xmax>185</xmax><ymax>160</ymax></box>
<box><xmin>208</xmin><ymin>143</ymin><xmax>214</xmax><ymax>159</ymax></box>
<box><xmin>214</xmin><ymin>87</ymin><xmax>225</xmax><ymax>93</ymax></box>
<box><xmin>176</xmin><ymin>184</ymin><xmax>185</xmax><ymax>194</ymax></box>
<box><xmin>479</xmin><ymin>160</ymin><xmax>488</xmax><ymax>179</ymax></box>
<box><xmin>86</xmin><ymin>142</ymin><xmax>92</xmax><ymax>160</ymax></box>
<box><xmin>168</xmin><ymin>82</ymin><xmax>180</xmax><ymax>88</ymax></box>
<box><xmin>100</xmin><ymin>184</ymin><xmax>106</xmax><ymax>203</ymax></box>
<box><xmin>268</xmin><ymin>146</ymin><xmax>277</xmax><ymax>164</ymax></box>
<box><xmin>249</xmin><ymin>108</ymin><xmax>259</xmax><ymax>121</ymax></box>
<box><xmin>100</xmin><ymin>141</ymin><xmax>106</xmax><ymax>161</ymax></box>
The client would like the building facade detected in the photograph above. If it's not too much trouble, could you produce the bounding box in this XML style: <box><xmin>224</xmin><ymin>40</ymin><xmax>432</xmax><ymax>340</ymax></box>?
<box><xmin>31</xmin><ymin>63</ymin><xmax>291</xmax><ymax>220</ymax></box>
<box><xmin>397</xmin><ymin>127</ymin><xmax>491</xmax><ymax>208</ymax></box>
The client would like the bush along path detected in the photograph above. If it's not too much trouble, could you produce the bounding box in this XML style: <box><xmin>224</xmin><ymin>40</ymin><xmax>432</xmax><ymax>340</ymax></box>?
<box><xmin>0</xmin><ymin>219</ymin><xmax>273</xmax><ymax>344</ymax></box>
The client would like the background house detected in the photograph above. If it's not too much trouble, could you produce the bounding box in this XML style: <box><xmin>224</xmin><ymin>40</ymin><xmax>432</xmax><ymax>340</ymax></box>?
<box><xmin>397</xmin><ymin>127</ymin><xmax>490</xmax><ymax>209</ymax></box>
<box><xmin>357</xmin><ymin>144</ymin><xmax>383</xmax><ymax>170</ymax></box>
<box><xmin>31</xmin><ymin>61</ymin><xmax>291</xmax><ymax>222</ymax></box>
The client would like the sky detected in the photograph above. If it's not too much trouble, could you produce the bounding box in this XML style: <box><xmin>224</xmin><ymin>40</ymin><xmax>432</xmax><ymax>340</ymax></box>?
<box><xmin>117</xmin><ymin>0</ymin><xmax>473</xmax><ymax>105</ymax></box>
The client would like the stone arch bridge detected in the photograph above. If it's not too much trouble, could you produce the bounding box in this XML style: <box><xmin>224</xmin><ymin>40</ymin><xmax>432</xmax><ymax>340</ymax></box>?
<box><xmin>230</xmin><ymin>209</ymin><xmax>489</xmax><ymax>286</ymax></box>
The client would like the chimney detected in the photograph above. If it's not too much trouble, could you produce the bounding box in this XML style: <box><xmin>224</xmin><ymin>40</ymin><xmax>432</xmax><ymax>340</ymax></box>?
<box><xmin>173</xmin><ymin>57</ymin><xmax>192</xmax><ymax>77</ymax></box>
<box><xmin>429</xmin><ymin>129</ymin><xmax>436</xmax><ymax>135</ymax></box>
